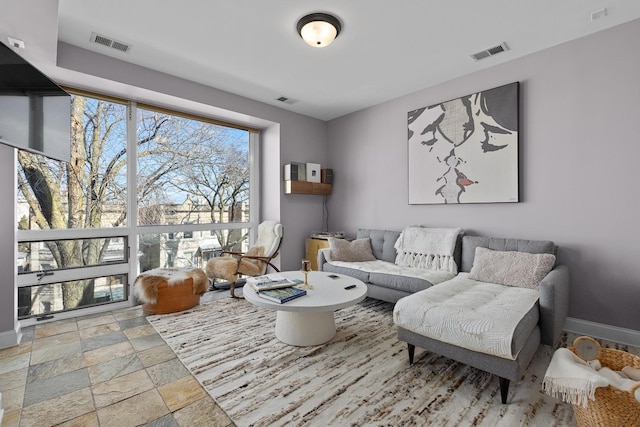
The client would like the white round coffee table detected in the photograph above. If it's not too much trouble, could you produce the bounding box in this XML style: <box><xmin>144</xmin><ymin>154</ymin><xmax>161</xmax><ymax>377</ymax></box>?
<box><xmin>243</xmin><ymin>271</ymin><xmax>367</xmax><ymax>346</ymax></box>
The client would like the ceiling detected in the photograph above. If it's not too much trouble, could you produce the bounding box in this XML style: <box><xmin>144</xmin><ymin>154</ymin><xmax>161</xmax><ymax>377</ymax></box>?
<box><xmin>44</xmin><ymin>1</ymin><xmax>640</xmax><ymax>120</ymax></box>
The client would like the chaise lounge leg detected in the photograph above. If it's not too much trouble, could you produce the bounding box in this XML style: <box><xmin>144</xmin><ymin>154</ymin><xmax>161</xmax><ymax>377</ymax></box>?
<box><xmin>407</xmin><ymin>344</ymin><xmax>415</xmax><ymax>365</ymax></box>
<box><xmin>499</xmin><ymin>377</ymin><xmax>510</xmax><ymax>404</ymax></box>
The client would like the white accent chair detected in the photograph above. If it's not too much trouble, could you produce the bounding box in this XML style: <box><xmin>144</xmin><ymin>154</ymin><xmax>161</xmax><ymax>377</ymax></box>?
<box><xmin>205</xmin><ymin>221</ymin><xmax>283</xmax><ymax>298</ymax></box>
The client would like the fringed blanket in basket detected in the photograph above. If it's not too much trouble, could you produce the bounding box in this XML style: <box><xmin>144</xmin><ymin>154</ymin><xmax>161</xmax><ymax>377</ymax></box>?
<box><xmin>394</xmin><ymin>226</ymin><xmax>463</xmax><ymax>274</ymax></box>
<box><xmin>543</xmin><ymin>336</ymin><xmax>640</xmax><ymax>411</ymax></box>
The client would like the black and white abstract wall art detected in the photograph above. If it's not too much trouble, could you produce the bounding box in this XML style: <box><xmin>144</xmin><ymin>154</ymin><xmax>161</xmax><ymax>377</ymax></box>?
<box><xmin>407</xmin><ymin>82</ymin><xmax>519</xmax><ymax>204</ymax></box>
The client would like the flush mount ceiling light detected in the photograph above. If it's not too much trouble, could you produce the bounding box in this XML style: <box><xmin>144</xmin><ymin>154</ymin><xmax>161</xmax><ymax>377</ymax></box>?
<box><xmin>297</xmin><ymin>13</ymin><xmax>342</xmax><ymax>48</ymax></box>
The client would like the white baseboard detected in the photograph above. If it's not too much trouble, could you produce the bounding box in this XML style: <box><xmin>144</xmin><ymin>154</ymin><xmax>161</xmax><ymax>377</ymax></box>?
<box><xmin>564</xmin><ymin>317</ymin><xmax>640</xmax><ymax>348</ymax></box>
<box><xmin>0</xmin><ymin>324</ymin><xmax>22</xmax><ymax>350</ymax></box>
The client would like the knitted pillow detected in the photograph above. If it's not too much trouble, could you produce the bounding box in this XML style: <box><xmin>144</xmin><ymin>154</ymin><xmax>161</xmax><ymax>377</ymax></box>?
<box><xmin>329</xmin><ymin>238</ymin><xmax>376</xmax><ymax>262</ymax></box>
<box><xmin>468</xmin><ymin>247</ymin><xmax>556</xmax><ymax>289</ymax></box>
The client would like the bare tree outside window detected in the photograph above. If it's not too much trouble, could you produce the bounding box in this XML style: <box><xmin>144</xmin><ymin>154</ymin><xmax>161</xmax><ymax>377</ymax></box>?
<box><xmin>18</xmin><ymin>96</ymin><xmax>129</xmax><ymax>309</ymax></box>
<box><xmin>17</xmin><ymin>94</ymin><xmax>252</xmax><ymax>315</ymax></box>
<box><xmin>136</xmin><ymin>107</ymin><xmax>251</xmax><ymax>269</ymax></box>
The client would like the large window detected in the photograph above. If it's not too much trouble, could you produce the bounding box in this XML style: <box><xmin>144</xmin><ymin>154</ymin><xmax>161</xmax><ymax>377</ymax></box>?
<box><xmin>16</xmin><ymin>92</ymin><xmax>258</xmax><ymax>321</ymax></box>
<box><xmin>17</xmin><ymin>96</ymin><xmax>128</xmax><ymax>231</ymax></box>
<box><xmin>136</xmin><ymin>106</ymin><xmax>250</xmax><ymax>227</ymax></box>
<box><xmin>134</xmin><ymin>105</ymin><xmax>253</xmax><ymax>271</ymax></box>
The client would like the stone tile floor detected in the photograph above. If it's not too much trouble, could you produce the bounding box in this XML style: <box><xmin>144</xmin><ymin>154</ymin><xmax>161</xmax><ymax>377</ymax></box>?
<box><xmin>0</xmin><ymin>289</ymin><xmax>236</xmax><ymax>427</ymax></box>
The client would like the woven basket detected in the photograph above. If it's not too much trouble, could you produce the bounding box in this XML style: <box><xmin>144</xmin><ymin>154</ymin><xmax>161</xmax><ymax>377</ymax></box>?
<box><xmin>568</xmin><ymin>336</ymin><xmax>640</xmax><ymax>427</ymax></box>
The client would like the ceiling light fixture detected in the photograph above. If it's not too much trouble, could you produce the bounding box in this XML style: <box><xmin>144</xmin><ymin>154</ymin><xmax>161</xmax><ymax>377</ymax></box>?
<box><xmin>297</xmin><ymin>13</ymin><xmax>342</xmax><ymax>48</ymax></box>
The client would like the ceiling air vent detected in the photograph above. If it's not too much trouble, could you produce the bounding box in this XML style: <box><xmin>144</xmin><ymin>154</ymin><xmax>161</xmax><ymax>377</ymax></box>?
<box><xmin>471</xmin><ymin>42</ymin><xmax>509</xmax><ymax>61</ymax></box>
<box><xmin>90</xmin><ymin>32</ymin><xmax>132</xmax><ymax>53</ymax></box>
<box><xmin>276</xmin><ymin>96</ymin><xmax>298</xmax><ymax>105</ymax></box>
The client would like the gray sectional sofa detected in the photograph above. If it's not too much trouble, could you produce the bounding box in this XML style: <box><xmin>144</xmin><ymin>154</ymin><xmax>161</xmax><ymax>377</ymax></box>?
<box><xmin>319</xmin><ymin>228</ymin><xmax>462</xmax><ymax>302</ymax></box>
<box><xmin>318</xmin><ymin>228</ymin><xmax>570</xmax><ymax>403</ymax></box>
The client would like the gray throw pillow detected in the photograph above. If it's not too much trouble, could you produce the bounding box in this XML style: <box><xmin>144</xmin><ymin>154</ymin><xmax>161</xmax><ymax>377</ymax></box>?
<box><xmin>329</xmin><ymin>238</ymin><xmax>376</xmax><ymax>262</ymax></box>
<box><xmin>468</xmin><ymin>247</ymin><xmax>556</xmax><ymax>289</ymax></box>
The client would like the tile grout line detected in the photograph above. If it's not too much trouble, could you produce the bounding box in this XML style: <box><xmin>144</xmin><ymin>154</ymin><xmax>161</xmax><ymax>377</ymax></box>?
<box><xmin>2</xmin><ymin>292</ymin><xmax>233</xmax><ymax>427</ymax></box>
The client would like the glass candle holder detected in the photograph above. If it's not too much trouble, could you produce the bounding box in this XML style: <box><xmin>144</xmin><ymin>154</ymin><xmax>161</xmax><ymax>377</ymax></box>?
<box><xmin>300</xmin><ymin>259</ymin><xmax>313</xmax><ymax>289</ymax></box>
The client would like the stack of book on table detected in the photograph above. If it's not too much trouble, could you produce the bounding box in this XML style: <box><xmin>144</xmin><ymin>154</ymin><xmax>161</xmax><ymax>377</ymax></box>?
<box><xmin>247</xmin><ymin>274</ymin><xmax>307</xmax><ymax>303</ymax></box>
<box><xmin>258</xmin><ymin>286</ymin><xmax>307</xmax><ymax>304</ymax></box>
<box><xmin>247</xmin><ymin>274</ymin><xmax>299</xmax><ymax>291</ymax></box>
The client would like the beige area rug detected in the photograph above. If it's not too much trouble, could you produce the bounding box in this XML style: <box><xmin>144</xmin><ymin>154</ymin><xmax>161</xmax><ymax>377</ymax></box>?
<box><xmin>148</xmin><ymin>298</ymin><xmax>576</xmax><ymax>426</ymax></box>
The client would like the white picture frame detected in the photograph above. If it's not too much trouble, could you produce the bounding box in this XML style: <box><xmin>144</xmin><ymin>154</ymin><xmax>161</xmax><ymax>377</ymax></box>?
<box><xmin>306</xmin><ymin>163</ymin><xmax>321</xmax><ymax>183</ymax></box>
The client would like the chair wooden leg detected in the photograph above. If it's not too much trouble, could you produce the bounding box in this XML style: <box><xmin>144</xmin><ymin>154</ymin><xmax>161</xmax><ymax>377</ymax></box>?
<box><xmin>230</xmin><ymin>281</ymin><xmax>244</xmax><ymax>299</ymax></box>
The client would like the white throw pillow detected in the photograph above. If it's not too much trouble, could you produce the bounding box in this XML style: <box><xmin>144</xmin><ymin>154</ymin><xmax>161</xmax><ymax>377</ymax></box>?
<box><xmin>468</xmin><ymin>247</ymin><xmax>556</xmax><ymax>289</ymax></box>
<box><xmin>329</xmin><ymin>238</ymin><xmax>376</xmax><ymax>262</ymax></box>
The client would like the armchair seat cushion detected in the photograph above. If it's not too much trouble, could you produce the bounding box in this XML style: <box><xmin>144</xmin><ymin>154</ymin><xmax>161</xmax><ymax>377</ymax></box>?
<box><xmin>393</xmin><ymin>273</ymin><xmax>539</xmax><ymax>360</ymax></box>
<box><xmin>206</xmin><ymin>257</ymin><xmax>239</xmax><ymax>282</ymax></box>
<box><xmin>205</xmin><ymin>246</ymin><xmax>265</xmax><ymax>282</ymax></box>
<box><xmin>237</xmin><ymin>246</ymin><xmax>265</xmax><ymax>275</ymax></box>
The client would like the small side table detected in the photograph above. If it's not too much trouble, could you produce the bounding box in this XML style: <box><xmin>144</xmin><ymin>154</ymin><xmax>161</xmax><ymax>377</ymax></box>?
<box><xmin>305</xmin><ymin>237</ymin><xmax>330</xmax><ymax>270</ymax></box>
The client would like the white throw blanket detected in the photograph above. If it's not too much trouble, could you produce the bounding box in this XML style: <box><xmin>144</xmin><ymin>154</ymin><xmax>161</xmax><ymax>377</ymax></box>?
<box><xmin>543</xmin><ymin>348</ymin><xmax>640</xmax><ymax>407</ymax></box>
<box><xmin>394</xmin><ymin>226</ymin><xmax>462</xmax><ymax>274</ymax></box>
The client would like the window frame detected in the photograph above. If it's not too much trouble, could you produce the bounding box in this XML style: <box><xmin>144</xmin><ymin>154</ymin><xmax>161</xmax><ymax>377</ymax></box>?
<box><xmin>16</xmin><ymin>91</ymin><xmax>260</xmax><ymax>326</ymax></box>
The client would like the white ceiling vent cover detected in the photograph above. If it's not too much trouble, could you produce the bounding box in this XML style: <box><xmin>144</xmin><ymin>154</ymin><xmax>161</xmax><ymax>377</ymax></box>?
<box><xmin>471</xmin><ymin>42</ymin><xmax>509</xmax><ymax>61</ymax></box>
<box><xmin>90</xmin><ymin>32</ymin><xmax>132</xmax><ymax>53</ymax></box>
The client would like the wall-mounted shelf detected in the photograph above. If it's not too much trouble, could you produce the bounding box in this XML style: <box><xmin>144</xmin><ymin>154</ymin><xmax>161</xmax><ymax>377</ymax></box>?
<box><xmin>284</xmin><ymin>181</ymin><xmax>332</xmax><ymax>195</ymax></box>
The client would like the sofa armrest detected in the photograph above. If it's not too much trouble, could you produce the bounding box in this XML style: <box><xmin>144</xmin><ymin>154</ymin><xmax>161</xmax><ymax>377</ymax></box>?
<box><xmin>538</xmin><ymin>264</ymin><xmax>570</xmax><ymax>347</ymax></box>
<box><xmin>318</xmin><ymin>248</ymin><xmax>331</xmax><ymax>271</ymax></box>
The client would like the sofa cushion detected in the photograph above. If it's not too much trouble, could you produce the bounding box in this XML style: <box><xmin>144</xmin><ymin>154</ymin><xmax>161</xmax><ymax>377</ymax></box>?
<box><xmin>367</xmin><ymin>272</ymin><xmax>434</xmax><ymax>294</ymax></box>
<box><xmin>393</xmin><ymin>273</ymin><xmax>540</xmax><ymax>360</ymax></box>
<box><xmin>469</xmin><ymin>247</ymin><xmax>556</xmax><ymax>289</ymax></box>
<box><xmin>321</xmin><ymin>262</ymin><xmax>370</xmax><ymax>283</ymax></box>
<box><xmin>356</xmin><ymin>229</ymin><xmax>400</xmax><ymax>263</ymax></box>
<box><xmin>460</xmin><ymin>236</ymin><xmax>556</xmax><ymax>273</ymax></box>
<box><xmin>369</xmin><ymin>266</ymin><xmax>454</xmax><ymax>294</ymax></box>
<box><xmin>329</xmin><ymin>237</ymin><xmax>376</xmax><ymax>262</ymax></box>
<box><xmin>324</xmin><ymin>259</ymin><xmax>454</xmax><ymax>292</ymax></box>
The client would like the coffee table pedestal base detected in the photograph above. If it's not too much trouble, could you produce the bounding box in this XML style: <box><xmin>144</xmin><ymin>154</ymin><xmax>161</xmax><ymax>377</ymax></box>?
<box><xmin>275</xmin><ymin>310</ymin><xmax>335</xmax><ymax>346</ymax></box>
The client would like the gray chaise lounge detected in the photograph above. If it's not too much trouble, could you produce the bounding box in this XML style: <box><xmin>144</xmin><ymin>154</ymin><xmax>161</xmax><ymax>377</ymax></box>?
<box><xmin>396</xmin><ymin>236</ymin><xmax>570</xmax><ymax>403</ymax></box>
<box><xmin>320</xmin><ymin>230</ymin><xmax>570</xmax><ymax>403</ymax></box>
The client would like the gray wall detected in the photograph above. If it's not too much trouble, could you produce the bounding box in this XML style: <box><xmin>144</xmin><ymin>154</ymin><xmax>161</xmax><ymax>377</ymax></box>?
<box><xmin>326</xmin><ymin>19</ymin><xmax>640</xmax><ymax>331</ymax></box>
